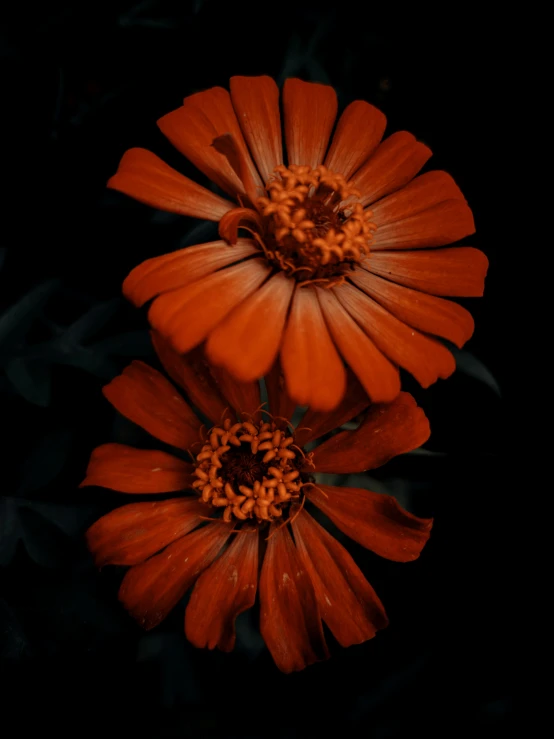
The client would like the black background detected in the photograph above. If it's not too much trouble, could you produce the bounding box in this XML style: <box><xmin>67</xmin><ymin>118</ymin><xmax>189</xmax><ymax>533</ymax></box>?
<box><xmin>1</xmin><ymin>2</ymin><xmax>516</xmax><ymax>736</ymax></box>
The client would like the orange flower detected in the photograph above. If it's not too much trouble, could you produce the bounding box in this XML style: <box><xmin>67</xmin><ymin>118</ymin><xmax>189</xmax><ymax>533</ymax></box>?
<box><xmin>82</xmin><ymin>333</ymin><xmax>432</xmax><ymax>672</ymax></box>
<box><xmin>109</xmin><ymin>76</ymin><xmax>488</xmax><ymax>412</ymax></box>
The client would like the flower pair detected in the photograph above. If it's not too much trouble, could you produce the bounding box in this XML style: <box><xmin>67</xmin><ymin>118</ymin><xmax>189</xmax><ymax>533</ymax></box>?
<box><xmin>83</xmin><ymin>75</ymin><xmax>487</xmax><ymax>670</ymax></box>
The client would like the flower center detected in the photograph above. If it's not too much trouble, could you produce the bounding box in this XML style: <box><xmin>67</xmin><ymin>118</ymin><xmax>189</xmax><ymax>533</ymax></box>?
<box><xmin>256</xmin><ymin>164</ymin><xmax>377</xmax><ymax>286</ymax></box>
<box><xmin>191</xmin><ymin>415</ymin><xmax>314</xmax><ymax>524</ymax></box>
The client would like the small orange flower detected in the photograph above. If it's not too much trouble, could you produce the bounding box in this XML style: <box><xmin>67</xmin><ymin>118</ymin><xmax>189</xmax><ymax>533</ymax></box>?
<box><xmin>109</xmin><ymin>76</ymin><xmax>488</xmax><ymax>412</ymax></box>
<box><xmin>82</xmin><ymin>333</ymin><xmax>432</xmax><ymax>672</ymax></box>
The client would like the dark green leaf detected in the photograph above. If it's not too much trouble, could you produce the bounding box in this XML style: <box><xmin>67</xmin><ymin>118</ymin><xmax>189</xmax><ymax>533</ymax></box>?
<box><xmin>0</xmin><ymin>279</ymin><xmax>60</xmax><ymax>361</ymax></box>
<box><xmin>5</xmin><ymin>356</ymin><xmax>52</xmax><ymax>407</ymax></box>
<box><xmin>61</xmin><ymin>298</ymin><xmax>121</xmax><ymax>345</ymax></box>
<box><xmin>452</xmin><ymin>349</ymin><xmax>501</xmax><ymax>396</ymax></box>
<box><xmin>17</xmin><ymin>429</ymin><xmax>73</xmax><ymax>494</ymax></box>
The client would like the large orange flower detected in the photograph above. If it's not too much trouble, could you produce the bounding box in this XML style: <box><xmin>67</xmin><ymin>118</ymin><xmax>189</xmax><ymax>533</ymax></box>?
<box><xmin>82</xmin><ymin>333</ymin><xmax>432</xmax><ymax>672</ymax></box>
<box><xmin>109</xmin><ymin>76</ymin><xmax>488</xmax><ymax>411</ymax></box>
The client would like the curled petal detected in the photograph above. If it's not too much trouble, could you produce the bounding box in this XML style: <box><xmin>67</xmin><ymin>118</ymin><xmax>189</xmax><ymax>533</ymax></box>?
<box><xmin>80</xmin><ymin>443</ymin><xmax>194</xmax><ymax>493</ymax></box>
<box><xmin>218</xmin><ymin>207</ymin><xmax>264</xmax><ymax>245</ymax></box>
<box><xmin>312</xmin><ymin>392</ymin><xmax>430</xmax><ymax>473</ymax></box>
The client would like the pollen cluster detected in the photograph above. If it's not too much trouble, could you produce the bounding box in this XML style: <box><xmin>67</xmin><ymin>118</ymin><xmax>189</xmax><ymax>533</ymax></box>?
<box><xmin>192</xmin><ymin>415</ymin><xmax>314</xmax><ymax>524</ymax></box>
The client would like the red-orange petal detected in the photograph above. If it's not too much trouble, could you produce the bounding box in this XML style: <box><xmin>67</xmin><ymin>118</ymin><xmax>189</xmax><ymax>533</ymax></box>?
<box><xmin>291</xmin><ymin>510</ymin><xmax>388</xmax><ymax>647</ymax></box>
<box><xmin>230</xmin><ymin>75</ymin><xmax>283</xmax><ymax>184</ymax></box>
<box><xmin>208</xmin><ymin>363</ymin><xmax>262</xmax><ymax>423</ymax></box>
<box><xmin>150</xmin><ymin>331</ymin><xmax>229</xmax><ymax>425</ymax></box>
<box><xmin>107</xmin><ymin>148</ymin><xmax>233</xmax><ymax>219</ymax></box>
<box><xmin>218</xmin><ymin>207</ymin><xmax>264</xmax><ymax>245</ymax></box>
<box><xmin>372</xmin><ymin>199</ymin><xmax>475</xmax><ymax>250</ymax></box>
<box><xmin>351</xmin><ymin>132</ymin><xmax>432</xmax><ymax>208</ymax></box>
<box><xmin>118</xmin><ymin>522</ymin><xmax>232</xmax><ymax>630</ymax></box>
<box><xmin>86</xmin><ymin>498</ymin><xmax>207</xmax><ymax>567</ymax></box>
<box><xmin>367</xmin><ymin>247</ymin><xmax>489</xmax><ymax>297</ymax></box>
<box><xmin>123</xmin><ymin>239</ymin><xmax>259</xmax><ymax>309</ymax></box>
<box><xmin>283</xmin><ymin>78</ymin><xmax>338</xmax><ymax>168</ymax></box>
<box><xmin>102</xmin><ymin>361</ymin><xmax>201</xmax><ymax>450</ymax></box>
<box><xmin>370</xmin><ymin>170</ymin><xmax>466</xmax><ymax>226</ymax></box>
<box><xmin>351</xmin><ymin>268</ymin><xmax>474</xmax><ymax>348</ymax></box>
<box><xmin>307</xmin><ymin>484</ymin><xmax>433</xmax><ymax>562</ymax></box>
<box><xmin>334</xmin><ymin>282</ymin><xmax>456</xmax><ymax>387</ymax></box>
<box><xmin>148</xmin><ymin>259</ymin><xmax>271</xmax><ymax>354</ymax></box>
<box><xmin>324</xmin><ymin>100</ymin><xmax>387</xmax><ymax>179</ymax></box>
<box><xmin>264</xmin><ymin>360</ymin><xmax>297</xmax><ymax>423</ymax></box>
<box><xmin>296</xmin><ymin>368</ymin><xmax>370</xmax><ymax>444</ymax></box>
<box><xmin>80</xmin><ymin>443</ymin><xmax>194</xmax><ymax>493</ymax></box>
<box><xmin>260</xmin><ymin>523</ymin><xmax>329</xmax><ymax>673</ymax></box>
<box><xmin>158</xmin><ymin>87</ymin><xmax>262</xmax><ymax>198</ymax></box>
<box><xmin>205</xmin><ymin>271</ymin><xmax>294</xmax><ymax>382</ymax></box>
<box><xmin>280</xmin><ymin>286</ymin><xmax>346</xmax><ymax>412</ymax></box>
<box><xmin>316</xmin><ymin>287</ymin><xmax>400</xmax><ymax>404</ymax></box>
<box><xmin>312</xmin><ymin>391</ymin><xmax>430</xmax><ymax>474</ymax></box>
<box><xmin>185</xmin><ymin>527</ymin><xmax>258</xmax><ymax>651</ymax></box>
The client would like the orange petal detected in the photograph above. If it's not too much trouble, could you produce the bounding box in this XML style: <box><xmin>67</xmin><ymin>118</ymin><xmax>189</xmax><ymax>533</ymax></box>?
<box><xmin>230</xmin><ymin>75</ymin><xmax>283</xmax><ymax>183</ymax></box>
<box><xmin>80</xmin><ymin>443</ymin><xmax>194</xmax><ymax>493</ymax></box>
<box><xmin>148</xmin><ymin>258</ymin><xmax>271</xmax><ymax>354</ymax></box>
<box><xmin>307</xmin><ymin>484</ymin><xmax>433</xmax><ymax>562</ymax></box>
<box><xmin>370</xmin><ymin>170</ymin><xmax>466</xmax><ymax>226</ymax></box>
<box><xmin>208</xmin><ymin>363</ymin><xmax>262</xmax><ymax>423</ymax></box>
<box><xmin>218</xmin><ymin>207</ymin><xmax>264</xmax><ymax>245</ymax></box>
<box><xmin>264</xmin><ymin>360</ymin><xmax>297</xmax><ymax>423</ymax></box>
<box><xmin>211</xmin><ymin>133</ymin><xmax>263</xmax><ymax>206</ymax></box>
<box><xmin>351</xmin><ymin>268</ymin><xmax>474</xmax><ymax>348</ymax></box>
<box><xmin>372</xmin><ymin>199</ymin><xmax>475</xmax><ymax>250</ymax></box>
<box><xmin>283</xmin><ymin>78</ymin><xmax>338</xmax><ymax>168</ymax></box>
<box><xmin>107</xmin><ymin>148</ymin><xmax>233</xmax><ymax>219</ymax></box>
<box><xmin>351</xmin><ymin>132</ymin><xmax>432</xmax><ymax>208</ymax></box>
<box><xmin>205</xmin><ymin>272</ymin><xmax>294</xmax><ymax>382</ymax></box>
<box><xmin>316</xmin><ymin>287</ymin><xmax>400</xmax><ymax>404</ymax></box>
<box><xmin>158</xmin><ymin>87</ymin><xmax>262</xmax><ymax>198</ymax></box>
<box><xmin>260</xmin><ymin>523</ymin><xmax>329</xmax><ymax>673</ymax></box>
<box><xmin>102</xmin><ymin>361</ymin><xmax>201</xmax><ymax>450</ymax></box>
<box><xmin>185</xmin><ymin>526</ymin><xmax>258</xmax><ymax>651</ymax></box>
<box><xmin>280</xmin><ymin>286</ymin><xmax>346</xmax><ymax>412</ymax></box>
<box><xmin>334</xmin><ymin>282</ymin><xmax>455</xmax><ymax>387</ymax></box>
<box><xmin>296</xmin><ymin>368</ymin><xmax>370</xmax><ymax>444</ymax></box>
<box><xmin>312</xmin><ymin>391</ymin><xmax>430</xmax><ymax>473</ymax></box>
<box><xmin>150</xmin><ymin>331</ymin><xmax>230</xmax><ymax>425</ymax></box>
<box><xmin>367</xmin><ymin>247</ymin><xmax>489</xmax><ymax>297</ymax></box>
<box><xmin>123</xmin><ymin>239</ymin><xmax>259</xmax><ymax>308</ymax></box>
<box><xmin>291</xmin><ymin>510</ymin><xmax>388</xmax><ymax>647</ymax></box>
<box><xmin>86</xmin><ymin>498</ymin><xmax>207</xmax><ymax>567</ymax></box>
<box><xmin>118</xmin><ymin>522</ymin><xmax>232</xmax><ymax>630</ymax></box>
<box><xmin>324</xmin><ymin>100</ymin><xmax>387</xmax><ymax>179</ymax></box>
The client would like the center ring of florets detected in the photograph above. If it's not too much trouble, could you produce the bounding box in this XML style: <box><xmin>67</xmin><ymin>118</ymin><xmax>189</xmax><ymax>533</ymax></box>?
<box><xmin>191</xmin><ymin>415</ymin><xmax>314</xmax><ymax>524</ymax></box>
<box><xmin>256</xmin><ymin>164</ymin><xmax>377</xmax><ymax>286</ymax></box>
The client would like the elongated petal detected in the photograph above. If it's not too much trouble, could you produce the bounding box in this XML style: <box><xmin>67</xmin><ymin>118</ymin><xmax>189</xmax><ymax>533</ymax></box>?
<box><xmin>280</xmin><ymin>286</ymin><xmax>346</xmax><ymax>412</ymax></box>
<box><xmin>292</xmin><ymin>510</ymin><xmax>388</xmax><ymax>646</ymax></box>
<box><xmin>150</xmin><ymin>332</ymin><xmax>229</xmax><ymax>425</ymax></box>
<box><xmin>307</xmin><ymin>484</ymin><xmax>433</xmax><ymax>562</ymax></box>
<box><xmin>205</xmin><ymin>272</ymin><xmax>294</xmax><ymax>382</ymax></box>
<box><xmin>370</xmin><ymin>170</ymin><xmax>466</xmax><ymax>226</ymax></box>
<box><xmin>351</xmin><ymin>268</ymin><xmax>474</xmax><ymax>348</ymax></box>
<box><xmin>86</xmin><ymin>498</ymin><xmax>207</xmax><ymax>567</ymax></box>
<box><xmin>230</xmin><ymin>76</ymin><xmax>283</xmax><ymax>183</ymax></box>
<box><xmin>148</xmin><ymin>259</ymin><xmax>271</xmax><ymax>354</ymax></box>
<box><xmin>316</xmin><ymin>287</ymin><xmax>400</xmax><ymax>404</ymax></box>
<box><xmin>283</xmin><ymin>78</ymin><xmax>338</xmax><ymax>168</ymax></box>
<box><xmin>367</xmin><ymin>247</ymin><xmax>489</xmax><ymax>297</ymax></box>
<box><xmin>80</xmin><ymin>443</ymin><xmax>194</xmax><ymax>493</ymax></box>
<box><xmin>186</xmin><ymin>527</ymin><xmax>258</xmax><ymax>651</ymax></box>
<box><xmin>264</xmin><ymin>361</ymin><xmax>297</xmax><ymax>423</ymax></box>
<box><xmin>260</xmin><ymin>523</ymin><xmax>329</xmax><ymax>673</ymax></box>
<box><xmin>158</xmin><ymin>87</ymin><xmax>262</xmax><ymax>198</ymax></box>
<box><xmin>312</xmin><ymin>392</ymin><xmax>430</xmax><ymax>473</ymax></box>
<box><xmin>324</xmin><ymin>100</ymin><xmax>387</xmax><ymax>179</ymax></box>
<box><xmin>334</xmin><ymin>282</ymin><xmax>455</xmax><ymax>387</ymax></box>
<box><xmin>208</xmin><ymin>364</ymin><xmax>262</xmax><ymax>423</ymax></box>
<box><xmin>102</xmin><ymin>361</ymin><xmax>201</xmax><ymax>450</ymax></box>
<box><xmin>372</xmin><ymin>199</ymin><xmax>475</xmax><ymax>250</ymax></box>
<box><xmin>107</xmin><ymin>148</ymin><xmax>234</xmax><ymax>219</ymax></box>
<box><xmin>296</xmin><ymin>369</ymin><xmax>370</xmax><ymax>444</ymax></box>
<box><xmin>119</xmin><ymin>522</ymin><xmax>232</xmax><ymax>630</ymax></box>
<box><xmin>123</xmin><ymin>239</ymin><xmax>259</xmax><ymax>308</ymax></box>
<box><xmin>352</xmin><ymin>132</ymin><xmax>432</xmax><ymax>207</ymax></box>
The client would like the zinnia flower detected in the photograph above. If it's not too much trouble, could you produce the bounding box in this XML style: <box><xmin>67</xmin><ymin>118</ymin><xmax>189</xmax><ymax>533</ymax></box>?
<box><xmin>109</xmin><ymin>76</ymin><xmax>489</xmax><ymax>411</ymax></box>
<box><xmin>82</xmin><ymin>332</ymin><xmax>432</xmax><ymax>672</ymax></box>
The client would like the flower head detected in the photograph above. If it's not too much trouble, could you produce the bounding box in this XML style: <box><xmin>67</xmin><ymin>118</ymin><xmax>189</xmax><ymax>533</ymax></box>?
<box><xmin>82</xmin><ymin>333</ymin><xmax>433</xmax><ymax>672</ymax></box>
<box><xmin>109</xmin><ymin>76</ymin><xmax>488</xmax><ymax>411</ymax></box>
